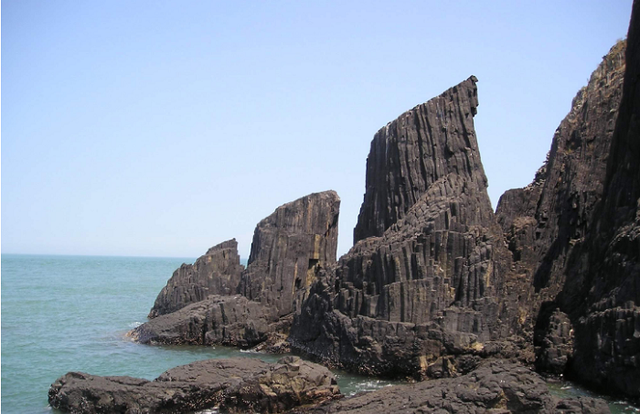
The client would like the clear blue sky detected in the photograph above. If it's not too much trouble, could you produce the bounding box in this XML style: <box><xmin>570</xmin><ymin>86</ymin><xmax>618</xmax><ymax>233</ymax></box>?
<box><xmin>2</xmin><ymin>1</ymin><xmax>634</xmax><ymax>259</ymax></box>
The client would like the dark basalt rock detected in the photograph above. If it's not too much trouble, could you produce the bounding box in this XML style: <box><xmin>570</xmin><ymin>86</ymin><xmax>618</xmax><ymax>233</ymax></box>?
<box><xmin>353</xmin><ymin>76</ymin><xmax>484</xmax><ymax>243</ymax></box>
<box><xmin>289</xmin><ymin>360</ymin><xmax>610</xmax><ymax>414</ymax></box>
<box><xmin>239</xmin><ymin>190</ymin><xmax>340</xmax><ymax>318</ymax></box>
<box><xmin>495</xmin><ymin>38</ymin><xmax>626</xmax><ymax>334</ymax></box>
<box><xmin>148</xmin><ymin>239</ymin><xmax>244</xmax><ymax>318</ymax></box>
<box><xmin>535</xmin><ymin>309</ymin><xmax>574</xmax><ymax>375</ymax></box>
<box><xmin>48</xmin><ymin>356</ymin><xmax>340</xmax><ymax>414</ymax></box>
<box><xmin>495</xmin><ymin>4</ymin><xmax>640</xmax><ymax>397</ymax></box>
<box><xmin>133</xmin><ymin>191</ymin><xmax>340</xmax><ymax>348</ymax></box>
<box><xmin>564</xmin><ymin>1</ymin><xmax>640</xmax><ymax>397</ymax></box>
<box><xmin>131</xmin><ymin>295</ymin><xmax>279</xmax><ymax>347</ymax></box>
<box><xmin>289</xmin><ymin>77</ymin><xmax>522</xmax><ymax>379</ymax></box>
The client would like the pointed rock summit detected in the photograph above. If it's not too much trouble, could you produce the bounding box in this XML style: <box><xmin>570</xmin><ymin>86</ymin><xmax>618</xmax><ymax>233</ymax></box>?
<box><xmin>289</xmin><ymin>76</ymin><xmax>518</xmax><ymax>379</ymax></box>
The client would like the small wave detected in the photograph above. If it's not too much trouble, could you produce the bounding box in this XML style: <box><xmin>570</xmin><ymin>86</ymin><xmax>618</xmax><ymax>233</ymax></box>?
<box><xmin>560</xmin><ymin>386</ymin><xmax>572</xmax><ymax>390</ymax></box>
<box><xmin>194</xmin><ymin>408</ymin><xmax>219</xmax><ymax>414</ymax></box>
<box><xmin>128</xmin><ymin>322</ymin><xmax>142</xmax><ymax>328</ymax></box>
<box><xmin>239</xmin><ymin>349</ymin><xmax>259</xmax><ymax>354</ymax></box>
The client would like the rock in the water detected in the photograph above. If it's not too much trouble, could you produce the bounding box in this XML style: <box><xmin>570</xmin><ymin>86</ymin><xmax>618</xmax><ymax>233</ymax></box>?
<box><xmin>239</xmin><ymin>190</ymin><xmax>340</xmax><ymax>318</ymax></box>
<box><xmin>289</xmin><ymin>77</ymin><xmax>520</xmax><ymax>379</ymax></box>
<box><xmin>148</xmin><ymin>239</ymin><xmax>244</xmax><ymax>318</ymax></box>
<box><xmin>131</xmin><ymin>294</ymin><xmax>279</xmax><ymax>347</ymax></box>
<box><xmin>289</xmin><ymin>360</ymin><xmax>610</xmax><ymax>414</ymax></box>
<box><xmin>134</xmin><ymin>191</ymin><xmax>340</xmax><ymax>348</ymax></box>
<box><xmin>48</xmin><ymin>356</ymin><xmax>340</xmax><ymax>414</ymax></box>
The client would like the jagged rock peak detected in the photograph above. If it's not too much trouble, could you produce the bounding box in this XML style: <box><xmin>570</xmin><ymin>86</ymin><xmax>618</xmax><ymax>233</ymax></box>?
<box><xmin>240</xmin><ymin>190</ymin><xmax>340</xmax><ymax>318</ymax></box>
<box><xmin>148</xmin><ymin>238</ymin><xmax>244</xmax><ymax>318</ymax></box>
<box><xmin>289</xmin><ymin>79</ymin><xmax>516</xmax><ymax>379</ymax></box>
<box><xmin>354</xmin><ymin>76</ymin><xmax>486</xmax><ymax>243</ymax></box>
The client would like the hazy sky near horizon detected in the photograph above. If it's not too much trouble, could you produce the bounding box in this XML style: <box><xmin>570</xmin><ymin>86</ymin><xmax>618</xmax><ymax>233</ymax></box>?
<box><xmin>2</xmin><ymin>1</ymin><xmax>634</xmax><ymax>259</ymax></box>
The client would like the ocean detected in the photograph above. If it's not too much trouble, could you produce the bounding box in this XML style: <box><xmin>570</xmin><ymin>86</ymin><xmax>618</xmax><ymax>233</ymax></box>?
<box><xmin>1</xmin><ymin>254</ymin><xmax>637</xmax><ymax>413</ymax></box>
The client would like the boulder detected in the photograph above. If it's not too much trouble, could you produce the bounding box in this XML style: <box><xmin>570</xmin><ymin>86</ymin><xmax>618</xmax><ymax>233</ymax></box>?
<box><xmin>48</xmin><ymin>356</ymin><xmax>340</xmax><ymax>414</ymax></box>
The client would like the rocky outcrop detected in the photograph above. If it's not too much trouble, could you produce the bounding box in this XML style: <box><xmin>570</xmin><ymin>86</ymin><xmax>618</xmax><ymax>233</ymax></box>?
<box><xmin>133</xmin><ymin>191</ymin><xmax>340</xmax><ymax>348</ymax></box>
<box><xmin>48</xmin><ymin>356</ymin><xmax>340</xmax><ymax>414</ymax></box>
<box><xmin>289</xmin><ymin>77</ymin><xmax>522</xmax><ymax>379</ymax></box>
<box><xmin>495</xmin><ymin>6</ymin><xmax>640</xmax><ymax>397</ymax></box>
<box><xmin>495</xmin><ymin>38</ymin><xmax>626</xmax><ymax>327</ymax></box>
<box><xmin>353</xmin><ymin>76</ymin><xmax>485</xmax><ymax>242</ymax></box>
<box><xmin>240</xmin><ymin>191</ymin><xmax>340</xmax><ymax>318</ymax></box>
<box><xmin>290</xmin><ymin>360</ymin><xmax>610</xmax><ymax>414</ymax></box>
<box><xmin>148</xmin><ymin>239</ymin><xmax>244</xmax><ymax>318</ymax></box>
<box><xmin>564</xmin><ymin>1</ymin><xmax>640</xmax><ymax>397</ymax></box>
<box><xmin>131</xmin><ymin>295</ymin><xmax>280</xmax><ymax>347</ymax></box>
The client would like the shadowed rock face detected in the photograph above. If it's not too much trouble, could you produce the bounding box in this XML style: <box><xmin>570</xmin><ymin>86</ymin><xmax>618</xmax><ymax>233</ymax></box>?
<box><xmin>565</xmin><ymin>1</ymin><xmax>640</xmax><ymax>397</ymax></box>
<box><xmin>48</xmin><ymin>357</ymin><xmax>340</xmax><ymax>414</ymax></box>
<box><xmin>131</xmin><ymin>295</ymin><xmax>280</xmax><ymax>347</ymax></box>
<box><xmin>495</xmin><ymin>20</ymin><xmax>640</xmax><ymax>396</ymax></box>
<box><xmin>148</xmin><ymin>239</ymin><xmax>244</xmax><ymax>318</ymax></box>
<box><xmin>496</xmin><ymin>39</ymin><xmax>626</xmax><ymax>323</ymax></box>
<box><xmin>289</xmin><ymin>77</ymin><xmax>520</xmax><ymax>379</ymax></box>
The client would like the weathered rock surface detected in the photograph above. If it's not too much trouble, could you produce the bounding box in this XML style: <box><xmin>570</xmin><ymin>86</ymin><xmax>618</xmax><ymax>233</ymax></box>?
<box><xmin>495</xmin><ymin>38</ymin><xmax>626</xmax><ymax>347</ymax></box>
<box><xmin>133</xmin><ymin>191</ymin><xmax>340</xmax><ymax>348</ymax></box>
<box><xmin>239</xmin><ymin>191</ymin><xmax>340</xmax><ymax>318</ymax></box>
<box><xmin>148</xmin><ymin>239</ymin><xmax>244</xmax><ymax>318</ymax></box>
<box><xmin>353</xmin><ymin>76</ymin><xmax>484</xmax><ymax>243</ymax></box>
<box><xmin>564</xmin><ymin>1</ymin><xmax>640</xmax><ymax>397</ymax></box>
<box><xmin>495</xmin><ymin>5</ymin><xmax>640</xmax><ymax>397</ymax></box>
<box><xmin>131</xmin><ymin>295</ymin><xmax>280</xmax><ymax>347</ymax></box>
<box><xmin>48</xmin><ymin>356</ymin><xmax>340</xmax><ymax>414</ymax></box>
<box><xmin>289</xmin><ymin>360</ymin><xmax>610</xmax><ymax>414</ymax></box>
<box><xmin>535</xmin><ymin>309</ymin><xmax>574</xmax><ymax>375</ymax></box>
<box><xmin>289</xmin><ymin>77</ymin><xmax>522</xmax><ymax>379</ymax></box>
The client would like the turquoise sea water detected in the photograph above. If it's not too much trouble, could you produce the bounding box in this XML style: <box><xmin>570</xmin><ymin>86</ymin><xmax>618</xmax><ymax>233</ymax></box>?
<box><xmin>1</xmin><ymin>254</ymin><xmax>395</xmax><ymax>414</ymax></box>
<box><xmin>1</xmin><ymin>254</ymin><xmax>637</xmax><ymax>413</ymax></box>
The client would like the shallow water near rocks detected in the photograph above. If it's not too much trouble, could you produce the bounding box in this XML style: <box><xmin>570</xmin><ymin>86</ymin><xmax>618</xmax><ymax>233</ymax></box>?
<box><xmin>1</xmin><ymin>254</ymin><xmax>636</xmax><ymax>413</ymax></box>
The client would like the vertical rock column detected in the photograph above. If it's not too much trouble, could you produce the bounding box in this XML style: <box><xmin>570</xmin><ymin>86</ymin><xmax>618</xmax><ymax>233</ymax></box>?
<box><xmin>239</xmin><ymin>191</ymin><xmax>340</xmax><ymax>318</ymax></box>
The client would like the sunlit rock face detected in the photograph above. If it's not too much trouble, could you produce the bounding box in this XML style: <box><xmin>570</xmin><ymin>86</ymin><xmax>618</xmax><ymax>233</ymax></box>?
<box><xmin>290</xmin><ymin>77</ymin><xmax>520</xmax><ymax>379</ymax></box>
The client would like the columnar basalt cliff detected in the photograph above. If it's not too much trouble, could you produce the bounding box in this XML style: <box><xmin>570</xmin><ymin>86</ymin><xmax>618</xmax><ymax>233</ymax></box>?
<box><xmin>93</xmin><ymin>5</ymin><xmax>640</xmax><ymax>411</ymax></box>
<box><xmin>131</xmin><ymin>191</ymin><xmax>340</xmax><ymax>348</ymax></box>
<box><xmin>495</xmin><ymin>27</ymin><xmax>640</xmax><ymax>396</ymax></box>
<box><xmin>148</xmin><ymin>239</ymin><xmax>244</xmax><ymax>318</ymax></box>
<box><xmin>495</xmin><ymin>40</ymin><xmax>627</xmax><ymax>375</ymax></box>
<box><xmin>239</xmin><ymin>190</ymin><xmax>340</xmax><ymax>318</ymax></box>
<box><xmin>289</xmin><ymin>77</ymin><xmax>522</xmax><ymax>379</ymax></box>
<box><xmin>353</xmin><ymin>76</ymin><xmax>486</xmax><ymax>242</ymax></box>
<box><xmin>564</xmin><ymin>2</ymin><xmax>640</xmax><ymax>396</ymax></box>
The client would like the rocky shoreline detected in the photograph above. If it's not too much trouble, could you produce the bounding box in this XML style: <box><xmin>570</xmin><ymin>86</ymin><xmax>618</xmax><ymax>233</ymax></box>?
<box><xmin>50</xmin><ymin>1</ymin><xmax>639</xmax><ymax>412</ymax></box>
